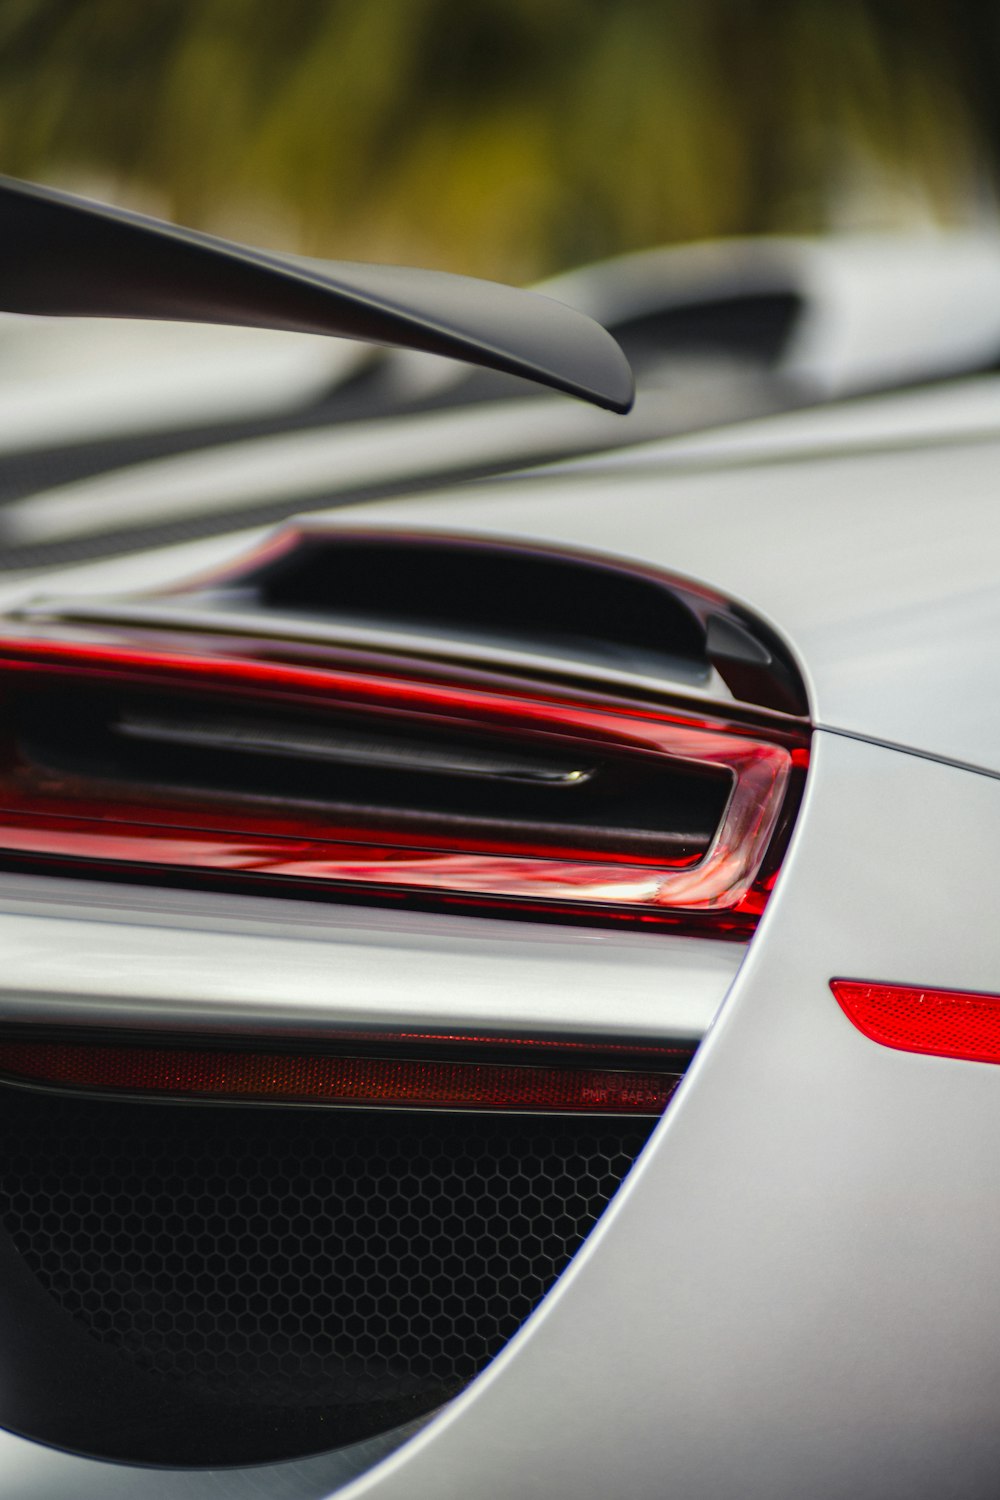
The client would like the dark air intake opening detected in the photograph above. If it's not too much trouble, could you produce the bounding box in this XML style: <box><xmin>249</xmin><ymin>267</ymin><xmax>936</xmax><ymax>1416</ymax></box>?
<box><xmin>0</xmin><ymin>1086</ymin><xmax>656</xmax><ymax>1465</ymax></box>
<box><xmin>236</xmin><ymin>536</ymin><xmax>711</xmax><ymax>684</ymax></box>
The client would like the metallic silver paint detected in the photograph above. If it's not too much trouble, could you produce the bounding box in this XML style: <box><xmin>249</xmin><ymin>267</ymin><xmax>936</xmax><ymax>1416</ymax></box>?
<box><xmin>0</xmin><ymin>1418</ymin><xmax>424</xmax><ymax>1498</ymax></box>
<box><xmin>296</xmin><ymin>417</ymin><xmax>1000</xmax><ymax>776</ymax></box>
<box><xmin>0</xmin><ymin>874</ymin><xmax>739</xmax><ymax>1044</ymax></box>
<box><xmin>11</xmin><ymin>231</ymin><xmax>1000</xmax><ymax>551</ymax></box>
<box><xmin>335</xmin><ymin>730</ymin><xmax>1000</xmax><ymax>1500</ymax></box>
<box><xmin>541</xmin><ymin>233</ymin><xmax>1000</xmax><ymax>397</ymax></box>
<box><xmin>6</xmin><ymin>370</ymin><xmax>1000</xmax><ymax>1496</ymax></box>
<box><xmin>10</xmin><ymin>378</ymin><xmax>1000</xmax><ymax>774</ymax></box>
<box><xmin>0</xmin><ymin>388</ymin><xmax>743</xmax><ymax>548</ymax></box>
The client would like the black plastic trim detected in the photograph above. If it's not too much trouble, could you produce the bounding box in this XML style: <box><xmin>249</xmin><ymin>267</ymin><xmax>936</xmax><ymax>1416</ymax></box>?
<box><xmin>0</xmin><ymin>175</ymin><xmax>633</xmax><ymax>413</ymax></box>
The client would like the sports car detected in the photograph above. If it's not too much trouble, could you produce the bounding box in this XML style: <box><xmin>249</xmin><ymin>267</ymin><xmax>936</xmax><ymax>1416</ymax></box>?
<box><xmin>0</xmin><ymin>176</ymin><xmax>999</xmax><ymax>1500</ymax></box>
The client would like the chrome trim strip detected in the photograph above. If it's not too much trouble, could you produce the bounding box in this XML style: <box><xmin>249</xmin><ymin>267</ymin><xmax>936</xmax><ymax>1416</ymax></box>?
<box><xmin>0</xmin><ymin>874</ymin><xmax>740</xmax><ymax>1045</ymax></box>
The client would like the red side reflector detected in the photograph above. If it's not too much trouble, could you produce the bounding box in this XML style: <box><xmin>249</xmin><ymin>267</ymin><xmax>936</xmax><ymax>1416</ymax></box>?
<box><xmin>831</xmin><ymin>979</ymin><xmax>1000</xmax><ymax>1064</ymax></box>
<box><xmin>0</xmin><ymin>1038</ymin><xmax>682</xmax><ymax>1113</ymax></box>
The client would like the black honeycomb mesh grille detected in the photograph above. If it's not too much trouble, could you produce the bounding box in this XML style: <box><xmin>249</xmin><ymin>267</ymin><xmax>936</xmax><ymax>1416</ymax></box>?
<box><xmin>0</xmin><ymin>1084</ymin><xmax>655</xmax><ymax>1464</ymax></box>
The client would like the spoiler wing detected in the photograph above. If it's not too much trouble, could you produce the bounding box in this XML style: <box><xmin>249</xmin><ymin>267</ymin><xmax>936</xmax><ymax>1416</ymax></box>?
<box><xmin>0</xmin><ymin>175</ymin><xmax>634</xmax><ymax>414</ymax></box>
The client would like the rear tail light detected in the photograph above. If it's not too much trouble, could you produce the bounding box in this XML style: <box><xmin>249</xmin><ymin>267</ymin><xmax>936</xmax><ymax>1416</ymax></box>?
<box><xmin>0</xmin><ymin>1033</ymin><xmax>685</xmax><ymax>1112</ymax></box>
<box><xmin>0</xmin><ymin>630</ymin><xmax>807</xmax><ymax>932</ymax></box>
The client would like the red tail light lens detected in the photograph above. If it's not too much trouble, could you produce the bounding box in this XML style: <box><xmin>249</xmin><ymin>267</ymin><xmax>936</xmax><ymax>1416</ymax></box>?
<box><xmin>832</xmin><ymin>979</ymin><xmax>1000</xmax><ymax>1064</ymax></box>
<box><xmin>0</xmin><ymin>632</ymin><xmax>806</xmax><ymax>931</ymax></box>
<box><xmin>0</xmin><ymin>1036</ymin><xmax>683</xmax><ymax>1113</ymax></box>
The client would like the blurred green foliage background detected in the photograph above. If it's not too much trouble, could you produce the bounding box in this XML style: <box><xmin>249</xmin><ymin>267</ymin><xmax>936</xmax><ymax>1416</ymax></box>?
<box><xmin>0</xmin><ymin>0</ymin><xmax>995</xmax><ymax>280</ymax></box>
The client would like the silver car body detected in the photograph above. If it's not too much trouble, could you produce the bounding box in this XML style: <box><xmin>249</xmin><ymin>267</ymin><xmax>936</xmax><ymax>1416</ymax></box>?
<box><xmin>7</xmin><ymin>228</ymin><xmax>1000</xmax><ymax>563</ymax></box>
<box><xmin>1</xmin><ymin>360</ymin><xmax>1000</xmax><ymax>1495</ymax></box>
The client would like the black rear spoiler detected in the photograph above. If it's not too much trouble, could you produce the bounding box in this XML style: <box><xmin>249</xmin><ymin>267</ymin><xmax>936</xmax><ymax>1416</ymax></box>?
<box><xmin>0</xmin><ymin>175</ymin><xmax>634</xmax><ymax>414</ymax></box>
